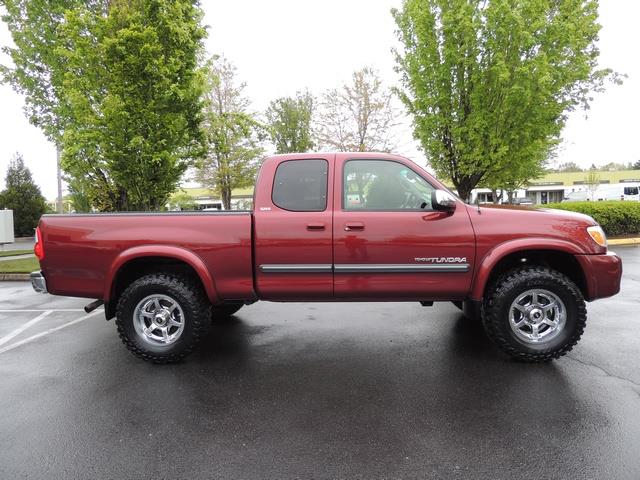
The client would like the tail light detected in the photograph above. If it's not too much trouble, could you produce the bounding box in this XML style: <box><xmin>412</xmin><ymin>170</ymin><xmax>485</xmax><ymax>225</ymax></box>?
<box><xmin>34</xmin><ymin>226</ymin><xmax>45</xmax><ymax>261</ymax></box>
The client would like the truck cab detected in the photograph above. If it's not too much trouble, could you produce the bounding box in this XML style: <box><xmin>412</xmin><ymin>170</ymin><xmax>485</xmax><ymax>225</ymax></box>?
<box><xmin>253</xmin><ymin>152</ymin><xmax>474</xmax><ymax>301</ymax></box>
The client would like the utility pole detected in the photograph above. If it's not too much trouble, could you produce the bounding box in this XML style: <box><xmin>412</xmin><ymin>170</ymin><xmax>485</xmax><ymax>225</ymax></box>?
<box><xmin>56</xmin><ymin>145</ymin><xmax>63</xmax><ymax>213</ymax></box>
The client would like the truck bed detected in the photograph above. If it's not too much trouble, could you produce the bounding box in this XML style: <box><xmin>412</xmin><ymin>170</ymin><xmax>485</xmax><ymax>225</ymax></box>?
<box><xmin>38</xmin><ymin>211</ymin><xmax>254</xmax><ymax>303</ymax></box>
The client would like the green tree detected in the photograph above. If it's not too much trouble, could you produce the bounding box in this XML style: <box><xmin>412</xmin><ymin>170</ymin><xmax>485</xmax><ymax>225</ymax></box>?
<box><xmin>167</xmin><ymin>191</ymin><xmax>197</xmax><ymax>211</ymax></box>
<box><xmin>2</xmin><ymin>0</ymin><xmax>206</xmax><ymax>212</ymax></box>
<box><xmin>58</xmin><ymin>0</ymin><xmax>206</xmax><ymax>211</ymax></box>
<box><xmin>265</xmin><ymin>91</ymin><xmax>315</xmax><ymax>154</ymax></box>
<box><xmin>556</xmin><ymin>162</ymin><xmax>583</xmax><ymax>173</ymax></box>
<box><xmin>0</xmin><ymin>153</ymin><xmax>47</xmax><ymax>236</ymax></box>
<box><xmin>196</xmin><ymin>56</ymin><xmax>264</xmax><ymax>210</ymax></box>
<box><xmin>585</xmin><ymin>168</ymin><xmax>600</xmax><ymax>200</ymax></box>
<box><xmin>66</xmin><ymin>178</ymin><xmax>93</xmax><ymax>213</ymax></box>
<box><xmin>316</xmin><ymin>67</ymin><xmax>398</xmax><ymax>152</ymax></box>
<box><xmin>393</xmin><ymin>0</ymin><xmax>619</xmax><ymax>201</ymax></box>
<box><xmin>1</xmin><ymin>0</ymin><xmax>88</xmax><ymax>212</ymax></box>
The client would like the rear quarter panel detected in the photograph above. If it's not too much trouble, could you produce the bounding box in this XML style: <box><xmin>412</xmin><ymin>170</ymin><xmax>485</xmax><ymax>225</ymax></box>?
<box><xmin>38</xmin><ymin>213</ymin><xmax>254</xmax><ymax>303</ymax></box>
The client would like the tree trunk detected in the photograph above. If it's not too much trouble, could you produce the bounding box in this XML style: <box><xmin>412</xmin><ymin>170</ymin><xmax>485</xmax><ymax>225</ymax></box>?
<box><xmin>221</xmin><ymin>188</ymin><xmax>231</xmax><ymax>210</ymax></box>
<box><xmin>56</xmin><ymin>145</ymin><xmax>63</xmax><ymax>214</ymax></box>
<box><xmin>455</xmin><ymin>179</ymin><xmax>474</xmax><ymax>203</ymax></box>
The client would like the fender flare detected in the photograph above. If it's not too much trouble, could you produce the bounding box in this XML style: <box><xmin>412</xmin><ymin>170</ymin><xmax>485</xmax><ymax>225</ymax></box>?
<box><xmin>103</xmin><ymin>245</ymin><xmax>221</xmax><ymax>305</ymax></box>
<box><xmin>470</xmin><ymin>238</ymin><xmax>587</xmax><ymax>301</ymax></box>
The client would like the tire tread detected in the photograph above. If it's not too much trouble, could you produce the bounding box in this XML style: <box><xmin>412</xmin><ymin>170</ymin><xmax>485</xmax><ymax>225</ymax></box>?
<box><xmin>481</xmin><ymin>266</ymin><xmax>587</xmax><ymax>363</ymax></box>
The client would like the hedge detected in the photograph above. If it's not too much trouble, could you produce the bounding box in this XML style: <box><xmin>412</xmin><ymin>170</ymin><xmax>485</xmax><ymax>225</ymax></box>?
<box><xmin>542</xmin><ymin>201</ymin><xmax>640</xmax><ymax>236</ymax></box>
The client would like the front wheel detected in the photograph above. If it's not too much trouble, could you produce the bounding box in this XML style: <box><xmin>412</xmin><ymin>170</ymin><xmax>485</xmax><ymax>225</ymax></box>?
<box><xmin>115</xmin><ymin>273</ymin><xmax>211</xmax><ymax>363</ymax></box>
<box><xmin>481</xmin><ymin>266</ymin><xmax>587</xmax><ymax>362</ymax></box>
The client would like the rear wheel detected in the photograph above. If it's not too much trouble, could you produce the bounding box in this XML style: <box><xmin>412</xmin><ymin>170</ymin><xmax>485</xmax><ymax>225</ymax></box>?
<box><xmin>115</xmin><ymin>273</ymin><xmax>211</xmax><ymax>363</ymax></box>
<box><xmin>481</xmin><ymin>266</ymin><xmax>586</xmax><ymax>362</ymax></box>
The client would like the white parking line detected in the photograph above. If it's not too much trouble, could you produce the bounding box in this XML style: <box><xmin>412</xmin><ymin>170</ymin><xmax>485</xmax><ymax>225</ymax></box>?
<box><xmin>0</xmin><ymin>309</ymin><xmax>86</xmax><ymax>313</ymax></box>
<box><xmin>0</xmin><ymin>311</ymin><xmax>52</xmax><ymax>347</ymax></box>
<box><xmin>0</xmin><ymin>309</ymin><xmax>104</xmax><ymax>355</ymax></box>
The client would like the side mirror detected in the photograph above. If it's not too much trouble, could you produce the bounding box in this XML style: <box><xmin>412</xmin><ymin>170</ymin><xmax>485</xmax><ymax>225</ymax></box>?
<box><xmin>431</xmin><ymin>190</ymin><xmax>457</xmax><ymax>213</ymax></box>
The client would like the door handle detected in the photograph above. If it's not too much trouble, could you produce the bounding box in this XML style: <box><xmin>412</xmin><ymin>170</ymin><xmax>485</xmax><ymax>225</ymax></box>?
<box><xmin>306</xmin><ymin>223</ymin><xmax>326</xmax><ymax>231</ymax></box>
<box><xmin>344</xmin><ymin>222</ymin><xmax>365</xmax><ymax>231</ymax></box>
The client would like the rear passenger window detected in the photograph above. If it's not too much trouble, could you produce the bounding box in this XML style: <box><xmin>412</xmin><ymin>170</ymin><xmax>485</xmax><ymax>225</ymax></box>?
<box><xmin>272</xmin><ymin>159</ymin><xmax>328</xmax><ymax>211</ymax></box>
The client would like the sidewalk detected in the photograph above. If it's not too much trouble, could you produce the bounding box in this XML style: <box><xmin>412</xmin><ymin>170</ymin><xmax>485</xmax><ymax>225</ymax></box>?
<box><xmin>0</xmin><ymin>254</ymin><xmax>34</xmax><ymax>262</ymax></box>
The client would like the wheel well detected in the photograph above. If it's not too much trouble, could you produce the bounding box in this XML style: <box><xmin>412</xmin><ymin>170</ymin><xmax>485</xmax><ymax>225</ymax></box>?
<box><xmin>105</xmin><ymin>257</ymin><xmax>205</xmax><ymax>320</ymax></box>
<box><xmin>484</xmin><ymin>249</ymin><xmax>587</xmax><ymax>298</ymax></box>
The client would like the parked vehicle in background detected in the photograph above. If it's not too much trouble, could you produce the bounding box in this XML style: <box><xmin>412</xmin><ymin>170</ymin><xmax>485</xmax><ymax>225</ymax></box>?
<box><xmin>30</xmin><ymin>153</ymin><xmax>622</xmax><ymax>364</ymax></box>
<box><xmin>594</xmin><ymin>183</ymin><xmax>640</xmax><ymax>201</ymax></box>
<box><xmin>565</xmin><ymin>184</ymin><xmax>640</xmax><ymax>202</ymax></box>
<box><xmin>512</xmin><ymin>197</ymin><xmax>534</xmax><ymax>205</ymax></box>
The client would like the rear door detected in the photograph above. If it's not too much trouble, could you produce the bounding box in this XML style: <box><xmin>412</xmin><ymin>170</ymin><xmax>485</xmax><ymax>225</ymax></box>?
<box><xmin>332</xmin><ymin>156</ymin><xmax>475</xmax><ymax>300</ymax></box>
<box><xmin>253</xmin><ymin>155</ymin><xmax>334</xmax><ymax>300</ymax></box>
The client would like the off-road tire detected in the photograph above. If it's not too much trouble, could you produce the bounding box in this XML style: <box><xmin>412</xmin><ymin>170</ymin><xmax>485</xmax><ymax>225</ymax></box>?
<box><xmin>212</xmin><ymin>304</ymin><xmax>243</xmax><ymax>322</ymax></box>
<box><xmin>115</xmin><ymin>273</ymin><xmax>211</xmax><ymax>363</ymax></box>
<box><xmin>481</xmin><ymin>266</ymin><xmax>587</xmax><ymax>362</ymax></box>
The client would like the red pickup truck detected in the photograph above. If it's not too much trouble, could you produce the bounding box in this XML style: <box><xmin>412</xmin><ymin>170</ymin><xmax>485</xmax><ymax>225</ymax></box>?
<box><xmin>31</xmin><ymin>152</ymin><xmax>622</xmax><ymax>363</ymax></box>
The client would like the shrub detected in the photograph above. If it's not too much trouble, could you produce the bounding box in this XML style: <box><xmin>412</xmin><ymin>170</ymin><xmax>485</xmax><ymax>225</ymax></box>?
<box><xmin>543</xmin><ymin>201</ymin><xmax>640</xmax><ymax>236</ymax></box>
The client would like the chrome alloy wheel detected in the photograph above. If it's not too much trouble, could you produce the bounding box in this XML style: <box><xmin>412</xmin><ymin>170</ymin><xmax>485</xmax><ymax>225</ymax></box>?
<box><xmin>509</xmin><ymin>289</ymin><xmax>566</xmax><ymax>344</ymax></box>
<box><xmin>133</xmin><ymin>294</ymin><xmax>185</xmax><ymax>346</ymax></box>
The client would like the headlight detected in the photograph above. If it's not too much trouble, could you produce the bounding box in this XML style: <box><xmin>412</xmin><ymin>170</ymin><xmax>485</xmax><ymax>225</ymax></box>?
<box><xmin>587</xmin><ymin>225</ymin><xmax>607</xmax><ymax>247</ymax></box>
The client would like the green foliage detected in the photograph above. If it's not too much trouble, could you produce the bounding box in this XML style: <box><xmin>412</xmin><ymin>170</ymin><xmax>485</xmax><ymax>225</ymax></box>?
<box><xmin>59</xmin><ymin>0</ymin><xmax>207</xmax><ymax>211</ymax></box>
<box><xmin>1</xmin><ymin>0</ymin><xmax>85</xmax><ymax>143</ymax></box>
<box><xmin>0</xmin><ymin>249</ymin><xmax>33</xmax><ymax>257</ymax></box>
<box><xmin>66</xmin><ymin>178</ymin><xmax>93</xmax><ymax>213</ymax></box>
<box><xmin>168</xmin><ymin>191</ymin><xmax>197</xmax><ymax>211</ymax></box>
<box><xmin>544</xmin><ymin>201</ymin><xmax>640</xmax><ymax>236</ymax></box>
<box><xmin>0</xmin><ymin>256</ymin><xmax>40</xmax><ymax>273</ymax></box>
<box><xmin>2</xmin><ymin>0</ymin><xmax>207</xmax><ymax>212</ymax></box>
<box><xmin>556</xmin><ymin>162</ymin><xmax>584</xmax><ymax>173</ymax></box>
<box><xmin>266</xmin><ymin>92</ymin><xmax>314</xmax><ymax>154</ymax></box>
<box><xmin>584</xmin><ymin>169</ymin><xmax>600</xmax><ymax>199</ymax></box>
<box><xmin>393</xmin><ymin>0</ymin><xmax>619</xmax><ymax>201</ymax></box>
<box><xmin>196</xmin><ymin>56</ymin><xmax>264</xmax><ymax>210</ymax></box>
<box><xmin>0</xmin><ymin>154</ymin><xmax>47</xmax><ymax>236</ymax></box>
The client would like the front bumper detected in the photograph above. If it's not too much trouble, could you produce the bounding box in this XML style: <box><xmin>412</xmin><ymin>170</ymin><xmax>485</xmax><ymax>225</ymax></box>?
<box><xmin>30</xmin><ymin>271</ymin><xmax>47</xmax><ymax>294</ymax></box>
<box><xmin>576</xmin><ymin>251</ymin><xmax>622</xmax><ymax>301</ymax></box>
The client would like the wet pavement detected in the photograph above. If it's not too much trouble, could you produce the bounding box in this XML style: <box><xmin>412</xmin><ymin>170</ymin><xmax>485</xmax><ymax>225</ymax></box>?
<box><xmin>0</xmin><ymin>246</ymin><xmax>639</xmax><ymax>479</ymax></box>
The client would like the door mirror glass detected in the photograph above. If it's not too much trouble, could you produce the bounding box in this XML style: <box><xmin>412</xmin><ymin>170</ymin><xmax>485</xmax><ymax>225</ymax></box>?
<box><xmin>431</xmin><ymin>190</ymin><xmax>457</xmax><ymax>212</ymax></box>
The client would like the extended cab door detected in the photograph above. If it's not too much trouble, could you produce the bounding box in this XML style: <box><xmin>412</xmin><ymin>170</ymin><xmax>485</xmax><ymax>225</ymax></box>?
<box><xmin>332</xmin><ymin>155</ymin><xmax>475</xmax><ymax>300</ymax></box>
<box><xmin>253</xmin><ymin>154</ymin><xmax>334</xmax><ymax>300</ymax></box>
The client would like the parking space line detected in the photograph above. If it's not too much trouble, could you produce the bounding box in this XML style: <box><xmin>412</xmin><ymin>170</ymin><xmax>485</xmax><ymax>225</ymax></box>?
<box><xmin>0</xmin><ymin>311</ymin><xmax>52</xmax><ymax>347</ymax></box>
<box><xmin>0</xmin><ymin>309</ymin><xmax>86</xmax><ymax>313</ymax></box>
<box><xmin>0</xmin><ymin>309</ymin><xmax>104</xmax><ymax>355</ymax></box>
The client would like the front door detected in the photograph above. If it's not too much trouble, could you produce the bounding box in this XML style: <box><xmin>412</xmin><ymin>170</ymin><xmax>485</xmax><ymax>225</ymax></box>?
<box><xmin>332</xmin><ymin>157</ymin><xmax>475</xmax><ymax>300</ymax></box>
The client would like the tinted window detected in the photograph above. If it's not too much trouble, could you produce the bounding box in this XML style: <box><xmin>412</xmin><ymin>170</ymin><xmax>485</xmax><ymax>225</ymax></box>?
<box><xmin>343</xmin><ymin>160</ymin><xmax>435</xmax><ymax>210</ymax></box>
<box><xmin>272</xmin><ymin>159</ymin><xmax>328</xmax><ymax>211</ymax></box>
<box><xmin>624</xmin><ymin>186</ymin><xmax>638</xmax><ymax>196</ymax></box>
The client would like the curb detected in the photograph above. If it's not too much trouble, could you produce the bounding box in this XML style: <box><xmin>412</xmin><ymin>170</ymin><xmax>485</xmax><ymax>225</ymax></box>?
<box><xmin>0</xmin><ymin>273</ymin><xmax>30</xmax><ymax>281</ymax></box>
<box><xmin>609</xmin><ymin>237</ymin><xmax>640</xmax><ymax>246</ymax></box>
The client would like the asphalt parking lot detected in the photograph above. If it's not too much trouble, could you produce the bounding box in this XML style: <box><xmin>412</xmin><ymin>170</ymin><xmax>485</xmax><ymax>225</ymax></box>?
<box><xmin>1</xmin><ymin>246</ymin><xmax>639</xmax><ymax>479</ymax></box>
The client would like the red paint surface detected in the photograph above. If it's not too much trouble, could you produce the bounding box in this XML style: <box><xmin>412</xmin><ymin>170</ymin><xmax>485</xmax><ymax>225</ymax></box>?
<box><xmin>37</xmin><ymin>152</ymin><xmax>622</xmax><ymax>305</ymax></box>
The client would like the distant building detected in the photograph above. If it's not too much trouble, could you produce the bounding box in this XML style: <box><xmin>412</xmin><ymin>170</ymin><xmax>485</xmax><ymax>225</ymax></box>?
<box><xmin>169</xmin><ymin>187</ymin><xmax>254</xmax><ymax>210</ymax></box>
<box><xmin>470</xmin><ymin>170</ymin><xmax>640</xmax><ymax>205</ymax></box>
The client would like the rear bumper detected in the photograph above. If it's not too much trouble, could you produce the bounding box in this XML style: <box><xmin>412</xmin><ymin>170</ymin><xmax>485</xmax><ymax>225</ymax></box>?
<box><xmin>30</xmin><ymin>271</ymin><xmax>48</xmax><ymax>294</ymax></box>
<box><xmin>576</xmin><ymin>251</ymin><xmax>622</xmax><ymax>301</ymax></box>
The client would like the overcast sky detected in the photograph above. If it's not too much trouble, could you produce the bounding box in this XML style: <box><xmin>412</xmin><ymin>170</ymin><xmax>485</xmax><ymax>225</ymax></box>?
<box><xmin>1</xmin><ymin>0</ymin><xmax>638</xmax><ymax>199</ymax></box>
